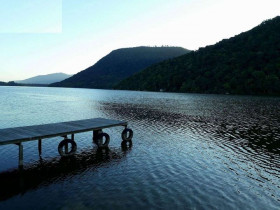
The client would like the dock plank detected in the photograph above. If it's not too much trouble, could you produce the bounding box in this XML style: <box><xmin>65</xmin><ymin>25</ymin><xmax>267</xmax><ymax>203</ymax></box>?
<box><xmin>0</xmin><ymin>118</ymin><xmax>127</xmax><ymax>145</ymax></box>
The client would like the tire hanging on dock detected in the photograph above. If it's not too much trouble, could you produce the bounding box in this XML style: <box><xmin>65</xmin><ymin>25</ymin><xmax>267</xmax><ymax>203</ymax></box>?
<box><xmin>121</xmin><ymin>128</ymin><xmax>133</xmax><ymax>148</ymax></box>
<box><xmin>58</xmin><ymin>138</ymin><xmax>77</xmax><ymax>157</ymax></box>
<box><xmin>121</xmin><ymin>128</ymin><xmax>133</xmax><ymax>141</ymax></box>
<box><xmin>121</xmin><ymin>139</ymin><xmax>133</xmax><ymax>148</ymax></box>
<box><xmin>96</xmin><ymin>133</ymin><xmax>110</xmax><ymax>149</ymax></box>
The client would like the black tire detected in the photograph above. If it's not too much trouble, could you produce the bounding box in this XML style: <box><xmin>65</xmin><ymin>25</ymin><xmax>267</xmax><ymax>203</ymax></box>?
<box><xmin>96</xmin><ymin>133</ymin><xmax>110</xmax><ymax>149</ymax></box>
<box><xmin>121</xmin><ymin>128</ymin><xmax>133</xmax><ymax>141</ymax></box>
<box><xmin>121</xmin><ymin>140</ymin><xmax>132</xmax><ymax>148</ymax></box>
<box><xmin>58</xmin><ymin>139</ymin><xmax>77</xmax><ymax>157</ymax></box>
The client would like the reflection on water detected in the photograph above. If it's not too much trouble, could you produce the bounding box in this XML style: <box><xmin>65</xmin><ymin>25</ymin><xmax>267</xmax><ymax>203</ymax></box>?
<box><xmin>101</xmin><ymin>102</ymin><xmax>280</xmax><ymax>172</ymax></box>
<box><xmin>100</xmin><ymin>100</ymin><xmax>280</xmax><ymax>207</ymax></box>
<box><xmin>0</xmin><ymin>147</ymin><xmax>130</xmax><ymax>201</ymax></box>
<box><xmin>0</xmin><ymin>87</ymin><xmax>279</xmax><ymax>209</ymax></box>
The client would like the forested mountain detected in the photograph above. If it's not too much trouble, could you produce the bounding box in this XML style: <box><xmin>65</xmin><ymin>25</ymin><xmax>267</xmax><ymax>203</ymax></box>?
<box><xmin>17</xmin><ymin>73</ymin><xmax>72</xmax><ymax>85</ymax></box>
<box><xmin>116</xmin><ymin>16</ymin><xmax>280</xmax><ymax>96</ymax></box>
<box><xmin>50</xmin><ymin>47</ymin><xmax>189</xmax><ymax>89</ymax></box>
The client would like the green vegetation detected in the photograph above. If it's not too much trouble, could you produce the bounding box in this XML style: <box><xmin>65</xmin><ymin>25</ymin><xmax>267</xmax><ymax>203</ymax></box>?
<box><xmin>50</xmin><ymin>46</ymin><xmax>189</xmax><ymax>89</ymax></box>
<box><xmin>0</xmin><ymin>81</ymin><xmax>20</xmax><ymax>86</ymax></box>
<box><xmin>0</xmin><ymin>81</ymin><xmax>48</xmax><ymax>87</ymax></box>
<box><xmin>116</xmin><ymin>16</ymin><xmax>280</xmax><ymax>96</ymax></box>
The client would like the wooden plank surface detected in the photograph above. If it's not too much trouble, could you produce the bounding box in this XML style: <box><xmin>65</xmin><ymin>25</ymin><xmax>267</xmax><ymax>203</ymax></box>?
<box><xmin>0</xmin><ymin>118</ymin><xmax>127</xmax><ymax>145</ymax></box>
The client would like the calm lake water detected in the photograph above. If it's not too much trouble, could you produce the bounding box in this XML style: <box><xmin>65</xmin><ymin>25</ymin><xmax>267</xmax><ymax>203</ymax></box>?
<box><xmin>0</xmin><ymin>86</ymin><xmax>279</xmax><ymax>209</ymax></box>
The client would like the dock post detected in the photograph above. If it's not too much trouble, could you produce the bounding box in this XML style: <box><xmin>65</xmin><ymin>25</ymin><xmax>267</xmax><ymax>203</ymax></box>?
<box><xmin>38</xmin><ymin>139</ymin><xmax>42</xmax><ymax>156</ymax></box>
<box><xmin>71</xmin><ymin>134</ymin><xmax>74</xmax><ymax>141</ymax></box>
<box><xmin>93</xmin><ymin>130</ymin><xmax>102</xmax><ymax>143</ymax></box>
<box><xmin>18</xmin><ymin>143</ymin><xmax>23</xmax><ymax>169</ymax></box>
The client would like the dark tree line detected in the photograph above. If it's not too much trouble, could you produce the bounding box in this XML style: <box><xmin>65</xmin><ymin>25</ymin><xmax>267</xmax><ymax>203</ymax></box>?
<box><xmin>116</xmin><ymin>16</ymin><xmax>280</xmax><ymax>96</ymax></box>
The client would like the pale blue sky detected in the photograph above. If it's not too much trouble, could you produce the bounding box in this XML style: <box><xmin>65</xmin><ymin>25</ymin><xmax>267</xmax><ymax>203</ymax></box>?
<box><xmin>0</xmin><ymin>0</ymin><xmax>279</xmax><ymax>81</ymax></box>
<box><xmin>0</xmin><ymin>0</ymin><xmax>62</xmax><ymax>33</ymax></box>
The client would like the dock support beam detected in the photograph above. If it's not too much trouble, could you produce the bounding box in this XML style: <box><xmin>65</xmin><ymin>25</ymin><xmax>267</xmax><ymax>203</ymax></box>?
<box><xmin>93</xmin><ymin>130</ymin><xmax>102</xmax><ymax>144</ymax></box>
<box><xmin>38</xmin><ymin>139</ymin><xmax>42</xmax><ymax>156</ymax></box>
<box><xmin>63</xmin><ymin>136</ymin><xmax>69</xmax><ymax>153</ymax></box>
<box><xmin>18</xmin><ymin>143</ymin><xmax>23</xmax><ymax>169</ymax></box>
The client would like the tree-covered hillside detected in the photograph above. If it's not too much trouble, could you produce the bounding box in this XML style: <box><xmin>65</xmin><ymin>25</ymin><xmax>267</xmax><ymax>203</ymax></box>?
<box><xmin>116</xmin><ymin>16</ymin><xmax>280</xmax><ymax>96</ymax></box>
<box><xmin>0</xmin><ymin>81</ymin><xmax>20</xmax><ymax>86</ymax></box>
<box><xmin>50</xmin><ymin>46</ymin><xmax>189</xmax><ymax>89</ymax></box>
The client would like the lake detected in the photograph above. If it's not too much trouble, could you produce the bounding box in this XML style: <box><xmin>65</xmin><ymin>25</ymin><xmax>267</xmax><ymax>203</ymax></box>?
<box><xmin>0</xmin><ymin>86</ymin><xmax>279</xmax><ymax>209</ymax></box>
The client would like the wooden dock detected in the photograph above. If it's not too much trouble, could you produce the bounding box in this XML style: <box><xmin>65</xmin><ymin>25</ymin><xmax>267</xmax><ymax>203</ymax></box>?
<box><xmin>0</xmin><ymin>118</ymin><xmax>133</xmax><ymax>168</ymax></box>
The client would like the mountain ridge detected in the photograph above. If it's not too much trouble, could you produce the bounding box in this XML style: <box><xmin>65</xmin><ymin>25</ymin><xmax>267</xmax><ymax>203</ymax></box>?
<box><xmin>115</xmin><ymin>16</ymin><xmax>280</xmax><ymax>96</ymax></box>
<box><xmin>17</xmin><ymin>73</ymin><xmax>72</xmax><ymax>85</ymax></box>
<box><xmin>50</xmin><ymin>46</ymin><xmax>190</xmax><ymax>89</ymax></box>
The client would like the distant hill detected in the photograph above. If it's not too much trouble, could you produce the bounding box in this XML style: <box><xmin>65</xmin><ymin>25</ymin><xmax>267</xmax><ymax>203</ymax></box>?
<box><xmin>116</xmin><ymin>16</ymin><xmax>280</xmax><ymax>96</ymax></box>
<box><xmin>50</xmin><ymin>46</ymin><xmax>190</xmax><ymax>89</ymax></box>
<box><xmin>17</xmin><ymin>73</ymin><xmax>72</xmax><ymax>85</ymax></box>
<box><xmin>0</xmin><ymin>81</ymin><xmax>20</xmax><ymax>86</ymax></box>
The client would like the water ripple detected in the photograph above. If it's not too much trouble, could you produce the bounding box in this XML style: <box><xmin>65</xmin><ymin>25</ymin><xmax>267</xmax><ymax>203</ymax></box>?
<box><xmin>0</xmin><ymin>87</ymin><xmax>279</xmax><ymax>209</ymax></box>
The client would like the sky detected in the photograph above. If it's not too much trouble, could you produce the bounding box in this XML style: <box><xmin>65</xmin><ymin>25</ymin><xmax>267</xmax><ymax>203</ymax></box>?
<box><xmin>0</xmin><ymin>0</ymin><xmax>279</xmax><ymax>82</ymax></box>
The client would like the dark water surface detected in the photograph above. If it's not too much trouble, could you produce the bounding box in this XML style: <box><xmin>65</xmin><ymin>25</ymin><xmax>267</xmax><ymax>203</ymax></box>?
<box><xmin>0</xmin><ymin>86</ymin><xmax>279</xmax><ymax>209</ymax></box>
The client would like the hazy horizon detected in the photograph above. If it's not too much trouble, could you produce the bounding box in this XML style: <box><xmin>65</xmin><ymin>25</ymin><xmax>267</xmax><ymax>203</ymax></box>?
<box><xmin>0</xmin><ymin>0</ymin><xmax>279</xmax><ymax>82</ymax></box>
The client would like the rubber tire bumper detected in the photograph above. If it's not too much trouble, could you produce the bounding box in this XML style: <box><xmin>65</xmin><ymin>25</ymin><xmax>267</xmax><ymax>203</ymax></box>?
<box><xmin>121</xmin><ymin>128</ymin><xmax>133</xmax><ymax>141</ymax></box>
<box><xmin>96</xmin><ymin>133</ymin><xmax>110</xmax><ymax>149</ymax></box>
<box><xmin>121</xmin><ymin>139</ymin><xmax>132</xmax><ymax>148</ymax></box>
<box><xmin>58</xmin><ymin>139</ymin><xmax>77</xmax><ymax>157</ymax></box>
